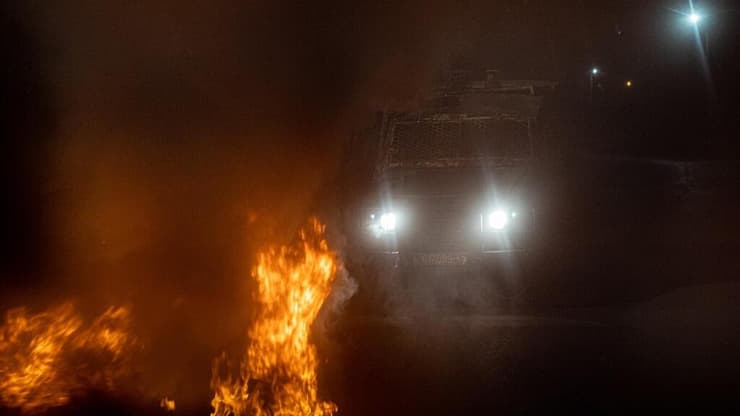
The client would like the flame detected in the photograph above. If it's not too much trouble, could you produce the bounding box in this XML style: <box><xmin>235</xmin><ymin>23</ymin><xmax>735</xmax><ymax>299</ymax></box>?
<box><xmin>0</xmin><ymin>302</ymin><xmax>136</xmax><ymax>413</ymax></box>
<box><xmin>161</xmin><ymin>397</ymin><xmax>176</xmax><ymax>412</ymax></box>
<box><xmin>211</xmin><ymin>218</ymin><xmax>339</xmax><ymax>416</ymax></box>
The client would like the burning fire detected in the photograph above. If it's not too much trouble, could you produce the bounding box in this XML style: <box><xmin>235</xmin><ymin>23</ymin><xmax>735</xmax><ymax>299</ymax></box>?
<box><xmin>161</xmin><ymin>396</ymin><xmax>176</xmax><ymax>412</ymax></box>
<box><xmin>0</xmin><ymin>302</ymin><xmax>136</xmax><ymax>413</ymax></box>
<box><xmin>211</xmin><ymin>218</ymin><xmax>339</xmax><ymax>416</ymax></box>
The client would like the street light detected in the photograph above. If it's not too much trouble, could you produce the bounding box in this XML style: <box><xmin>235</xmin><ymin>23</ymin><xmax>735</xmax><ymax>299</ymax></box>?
<box><xmin>664</xmin><ymin>4</ymin><xmax>715</xmax><ymax>96</ymax></box>
<box><xmin>685</xmin><ymin>9</ymin><xmax>710</xmax><ymax>59</ymax></box>
<box><xmin>589</xmin><ymin>67</ymin><xmax>600</xmax><ymax>102</ymax></box>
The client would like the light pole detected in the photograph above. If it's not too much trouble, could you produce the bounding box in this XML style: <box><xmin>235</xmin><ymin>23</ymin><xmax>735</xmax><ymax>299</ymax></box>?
<box><xmin>589</xmin><ymin>67</ymin><xmax>599</xmax><ymax>103</ymax></box>
<box><xmin>684</xmin><ymin>7</ymin><xmax>719</xmax><ymax>108</ymax></box>
<box><xmin>681</xmin><ymin>2</ymin><xmax>720</xmax><ymax>60</ymax></box>
<box><xmin>688</xmin><ymin>12</ymin><xmax>709</xmax><ymax>56</ymax></box>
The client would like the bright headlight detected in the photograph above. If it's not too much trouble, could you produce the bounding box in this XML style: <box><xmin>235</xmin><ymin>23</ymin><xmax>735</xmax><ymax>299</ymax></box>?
<box><xmin>379</xmin><ymin>212</ymin><xmax>397</xmax><ymax>232</ymax></box>
<box><xmin>488</xmin><ymin>209</ymin><xmax>509</xmax><ymax>230</ymax></box>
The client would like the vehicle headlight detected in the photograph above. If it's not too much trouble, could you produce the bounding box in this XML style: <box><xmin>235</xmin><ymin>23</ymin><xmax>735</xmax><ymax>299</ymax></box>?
<box><xmin>379</xmin><ymin>212</ymin><xmax>397</xmax><ymax>232</ymax></box>
<box><xmin>368</xmin><ymin>211</ymin><xmax>398</xmax><ymax>237</ymax></box>
<box><xmin>488</xmin><ymin>209</ymin><xmax>510</xmax><ymax>230</ymax></box>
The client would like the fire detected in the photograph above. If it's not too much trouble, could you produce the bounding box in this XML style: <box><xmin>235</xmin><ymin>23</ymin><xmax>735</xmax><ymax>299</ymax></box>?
<box><xmin>161</xmin><ymin>397</ymin><xmax>176</xmax><ymax>412</ymax></box>
<box><xmin>211</xmin><ymin>218</ymin><xmax>339</xmax><ymax>416</ymax></box>
<box><xmin>0</xmin><ymin>302</ymin><xmax>136</xmax><ymax>413</ymax></box>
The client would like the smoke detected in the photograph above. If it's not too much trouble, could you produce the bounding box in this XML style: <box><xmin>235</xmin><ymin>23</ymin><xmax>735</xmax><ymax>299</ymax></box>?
<box><xmin>0</xmin><ymin>0</ymin><xmax>473</xmax><ymax>407</ymax></box>
<box><xmin>318</xmin><ymin>263</ymin><xmax>358</xmax><ymax>331</ymax></box>
<box><xmin>35</xmin><ymin>0</ymin><xmax>465</xmax><ymax>274</ymax></box>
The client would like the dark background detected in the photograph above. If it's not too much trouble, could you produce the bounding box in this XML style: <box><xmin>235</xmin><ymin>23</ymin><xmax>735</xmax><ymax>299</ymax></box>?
<box><xmin>3</xmin><ymin>0</ymin><xmax>739</xmax><ymax>283</ymax></box>
<box><xmin>1</xmin><ymin>0</ymin><xmax>740</xmax><ymax>413</ymax></box>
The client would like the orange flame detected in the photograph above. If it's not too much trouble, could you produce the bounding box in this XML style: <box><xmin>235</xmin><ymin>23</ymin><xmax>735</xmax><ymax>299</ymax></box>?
<box><xmin>211</xmin><ymin>218</ymin><xmax>338</xmax><ymax>416</ymax></box>
<box><xmin>160</xmin><ymin>396</ymin><xmax>176</xmax><ymax>412</ymax></box>
<box><xmin>0</xmin><ymin>302</ymin><xmax>136</xmax><ymax>413</ymax></box>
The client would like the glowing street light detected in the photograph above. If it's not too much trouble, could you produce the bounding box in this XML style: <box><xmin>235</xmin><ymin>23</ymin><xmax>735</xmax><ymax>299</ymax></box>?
<box><xmin>683</xmin><ymin>8</ymin><xmax>710</xmax><ymax>61</ymax></box>
<box><xmin>589</xmin><ymin>67</ymin><xmax>600</xmax><ymax>102</ymax></box>
<box><xmin>666</xmin><ymin>5</ymin><xmax>713</xmax><ymax>87</ymax></box>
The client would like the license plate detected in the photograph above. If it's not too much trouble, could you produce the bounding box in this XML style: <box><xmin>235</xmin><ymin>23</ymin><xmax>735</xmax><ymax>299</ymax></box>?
<box><xmin>413</xmin><ymin>253</ymin><xmax>468</xmax><ymax>266</ymax></box>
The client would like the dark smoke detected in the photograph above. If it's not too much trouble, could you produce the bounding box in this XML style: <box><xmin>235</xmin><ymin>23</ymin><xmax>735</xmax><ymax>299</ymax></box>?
<box><xmin>7</xmin><ymin>0</ymin><xmax>737</xmax><ymax>410</ymax></box>
<box><xmin>3</xmin><ymin>0</ymin><xmax>467</xmax><ymax>407</ymax></box>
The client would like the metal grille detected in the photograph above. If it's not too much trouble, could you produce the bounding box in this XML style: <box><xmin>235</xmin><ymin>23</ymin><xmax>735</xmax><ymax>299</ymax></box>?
<box><xmin>388</xmin><ymin>118</ymin><xmax>529</xmax><ymax>166</ymax></box>
<box><xmin>392</xmin><ymin>121</ymin><xmax>460</xmax><ymax>161</ymax></box>
<box><xmin>406</xmin><ymin>198</ymin><xmax>478</xmax><ymax>252</ymax></box>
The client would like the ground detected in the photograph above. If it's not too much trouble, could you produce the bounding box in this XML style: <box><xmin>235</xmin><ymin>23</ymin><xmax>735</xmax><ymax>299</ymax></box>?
<box><xmin>327</xmin><ymin>282</ymin><xmax>740</xmax><ymax>414</ymax></box>
<box><xmin>2</xmin><ymin>283</ymin><xmax>739</xmax><ymax>415</ymax></box>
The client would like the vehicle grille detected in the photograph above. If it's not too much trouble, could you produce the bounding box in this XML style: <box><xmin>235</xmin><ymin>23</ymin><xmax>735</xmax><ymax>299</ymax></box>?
<box><xmin>405</xmin><ymin>197</ymin><xmax>479</xmax><ymax>252</ymax></box>
<box><xmin>389</xmin><ymin>119</ymin><xmax>530</xmax><ymax>166</ymax></box>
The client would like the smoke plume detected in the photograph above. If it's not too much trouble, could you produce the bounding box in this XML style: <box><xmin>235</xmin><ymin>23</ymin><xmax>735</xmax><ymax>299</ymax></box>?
<box><xmin>2</xmin><ymin>0</ymin><xmax>468</xmax><ymax>407</ymax></box>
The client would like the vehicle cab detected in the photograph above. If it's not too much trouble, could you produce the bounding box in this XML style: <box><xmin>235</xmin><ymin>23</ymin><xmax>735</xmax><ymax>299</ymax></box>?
<box><xmin>356</xmin><ymin>70</ymin><xmax>556</xmax><ymax>270</ymax></box>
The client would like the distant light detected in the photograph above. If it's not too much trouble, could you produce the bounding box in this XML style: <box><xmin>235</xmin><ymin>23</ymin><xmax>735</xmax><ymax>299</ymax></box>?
<box><xmin>626</xmin><ymin>80</ymin><xmax>633</xmax><ymax>88</ymax></box>
<box><xmin>591</xmin><ymin>67</ymin><xmax>599</xmax><ymax>75</ymax></box>
<box><xmin>689</xmin><ymin>13</ymin><xmax>701</xmax><ymax>24</ymax></box>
